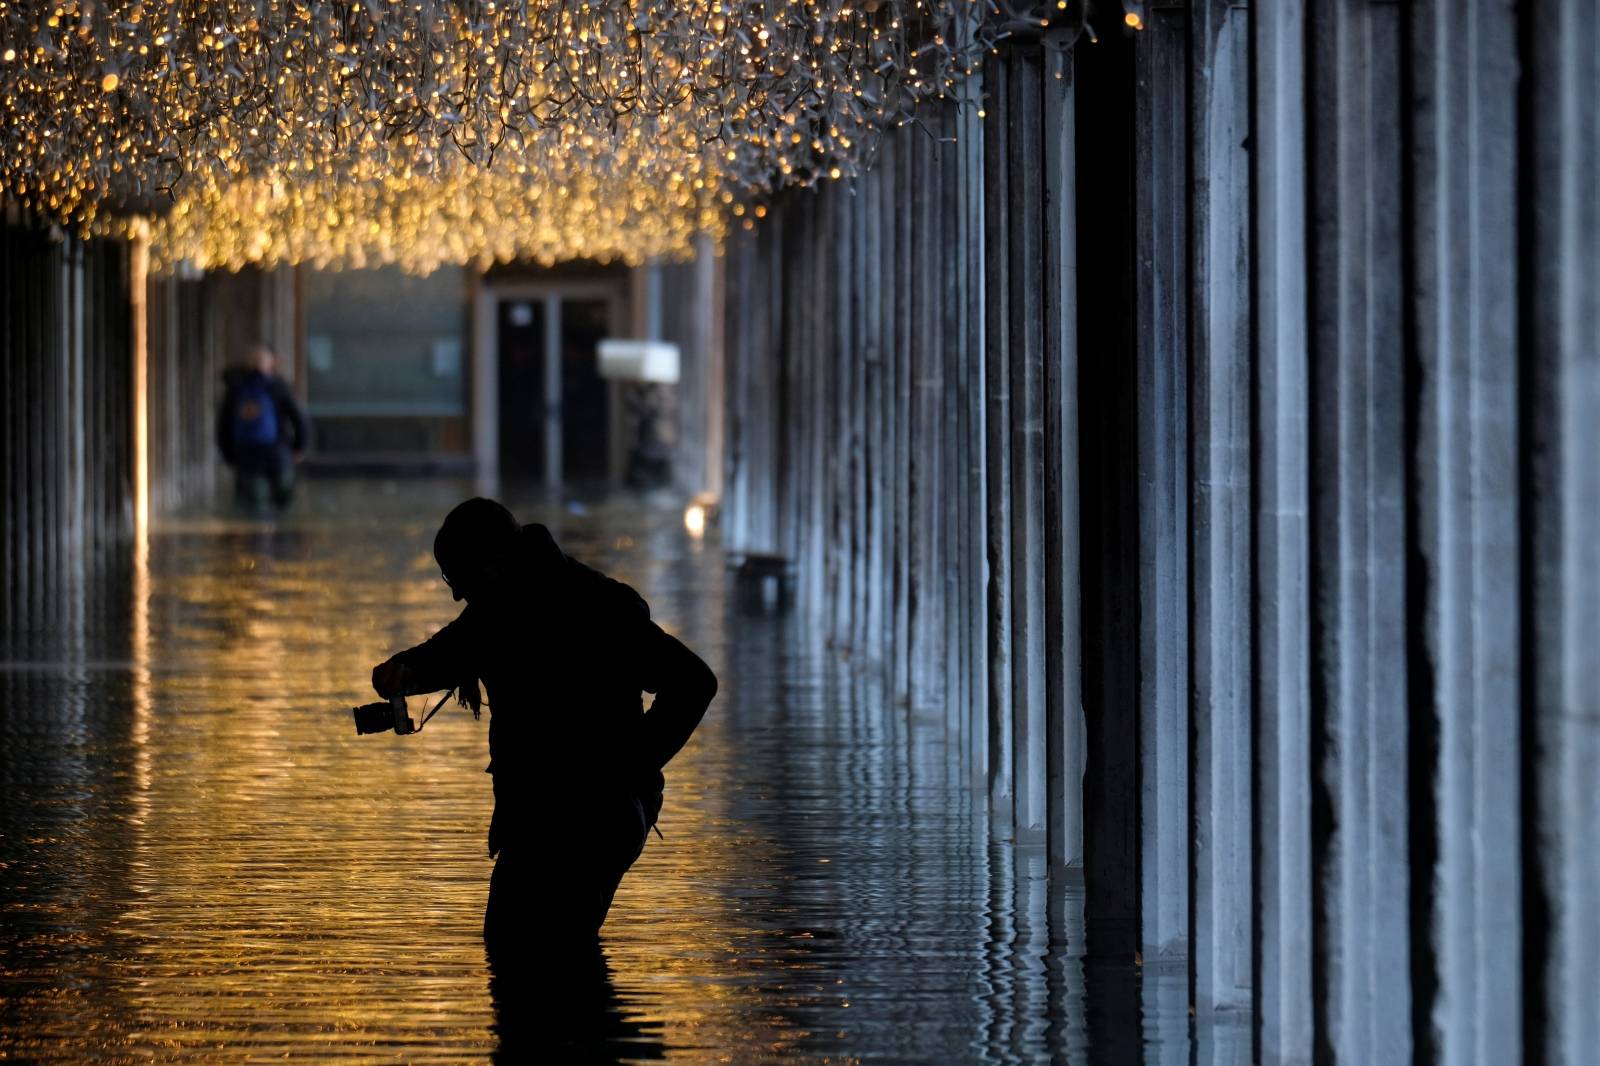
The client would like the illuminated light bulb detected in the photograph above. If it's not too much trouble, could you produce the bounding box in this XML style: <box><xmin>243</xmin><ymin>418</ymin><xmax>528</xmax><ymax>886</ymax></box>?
<box><xmin>3</xmin><ymin>0</ymin><xmax>991</xmax><ymax>259</ymax></box>
<box><xmin>683</xmin><ymin>503</ymin><xmax>707</xmax><ymax>538</ymax></box>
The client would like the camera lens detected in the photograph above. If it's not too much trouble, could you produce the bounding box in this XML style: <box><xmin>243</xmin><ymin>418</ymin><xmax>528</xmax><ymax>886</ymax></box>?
<box><xmin>352</xmin><ymin>701</ymin><xmax>394</xmax><ymax>735</ymax></box>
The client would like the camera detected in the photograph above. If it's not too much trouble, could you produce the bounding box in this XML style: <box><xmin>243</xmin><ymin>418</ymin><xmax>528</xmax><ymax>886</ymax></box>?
<box><xmin>352</xmin><ymin>694</ymin><xmax>415</xmax><ymax>736</ymax></box>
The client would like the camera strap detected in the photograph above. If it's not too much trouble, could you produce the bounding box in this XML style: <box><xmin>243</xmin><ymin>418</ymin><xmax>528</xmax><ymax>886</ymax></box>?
<box><xmin>412</xmin><ymin>687</ymin><xmax>456</xmax><ymax>733</ymax></box>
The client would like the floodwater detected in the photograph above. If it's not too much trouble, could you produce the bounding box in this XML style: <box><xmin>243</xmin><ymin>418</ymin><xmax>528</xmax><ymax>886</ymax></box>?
<box><xmin>1</xmin><ymin>481</ymin><xmax>1247</xmax><ymax>1064</ymax></box>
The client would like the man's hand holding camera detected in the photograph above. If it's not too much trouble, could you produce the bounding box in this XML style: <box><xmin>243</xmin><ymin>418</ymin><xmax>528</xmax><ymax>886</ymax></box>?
<box><xmin>371</xmin><ymin>659</ymin><xmax>416</xmax><ymax>699</ymax></box>
<box><xmin>348</xmin><ymin>659</ymin><xmax>422</xmax><ymax>736</ymax></box>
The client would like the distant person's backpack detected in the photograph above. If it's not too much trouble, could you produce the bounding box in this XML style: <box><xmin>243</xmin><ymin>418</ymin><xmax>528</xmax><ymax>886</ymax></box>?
<box><xmin>229</xmin><ymin>375</ymin><xmax>279</xmax><ymax>450</ymax></box>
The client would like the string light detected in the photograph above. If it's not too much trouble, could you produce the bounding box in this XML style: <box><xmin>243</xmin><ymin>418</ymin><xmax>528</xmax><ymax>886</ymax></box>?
<box><xmin>0</xmin><ymin>0</ymin><xmax>1073</xmax><ymax>270</ymax></box>
<box><xmin>118</xmin><ymin>134</ymin><xmax>726</xmax><ymax>274</ymax></box>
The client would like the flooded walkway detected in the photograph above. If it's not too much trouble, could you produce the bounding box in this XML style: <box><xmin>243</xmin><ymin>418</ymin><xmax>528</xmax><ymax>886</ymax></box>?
<box><xmin>0</xmin><ymin>482</ymin><xmax>1241</xmax><ymax>1064</ymax></box>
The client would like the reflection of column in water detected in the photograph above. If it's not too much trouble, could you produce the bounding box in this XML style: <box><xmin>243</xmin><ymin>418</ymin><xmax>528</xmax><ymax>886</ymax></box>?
<box><xmin>1046</xmin><ymin>871</ymin><xmax>1089</xmax><ymax>1059</ymax></box>
<box><xmin>979</xmin><ymin>828</ymin><xmax>1016</xmax><ymax>1055</ymax></box>
<box><xmin>982</xmin><ymin>824</ymin><xmax>1100</xmax><ymax>1061</ymax></box>
<box><xmin>0</xmin><ymin>541</ymin><xmax>152</xmax><ymax>1055</ymax></box>
<box><xmin>1194</xmin><ymin>1004</ymin><xmax>1253</xmax><ymax>1066</ymax></box>
<box><xmin>119</xmin><ymin>529</ymin><xmax>156</xmax><ymax>1048</ymax></box>
<box><xmin>1009</xmin><ymin>848</ymin><xmax>1054</xmax><ymax>1057</ymax></box>
<box><xmin>828</xmin><ymin>649</ymin><xmax>897</xmax><ymax>1051</ymax></box>
<box><xmin>906</xmin><ymin>676</ymin><xmax>946</xmax><ymax>801</ymax></box>
<box><xmin>1142</xmin><ymin>961</ymin><xmax>1191</xmax><ymax>1066</ymax></box>
<box><xmin>1082</xmin><ymin>950</ymin><xmax>1142</xmax><ymax>1063</ymax></box>
<box><xmin>808</xmin><ymin>631</ymin><xmax>1002</xmax><ymax>1059</ymax></box>
<box><xmin>131</xmin><ymin>530</ymin><xmax>153</xmax><ymax>819</ymax></box>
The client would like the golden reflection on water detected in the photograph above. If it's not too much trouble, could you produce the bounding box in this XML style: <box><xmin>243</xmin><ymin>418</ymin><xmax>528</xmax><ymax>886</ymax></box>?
<box><xmin>1</xmin><ymin>491</ymin><xmax>823</xmax><ymax>1064</ymax></box>
<box><xmin>1</xmin><ymin>485</ymin><xmax>1198</xmax><ymax>1064</ymax></box>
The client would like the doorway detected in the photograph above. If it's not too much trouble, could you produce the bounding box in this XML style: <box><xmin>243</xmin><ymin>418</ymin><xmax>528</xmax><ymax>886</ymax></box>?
<box><xmin>496</xmin><ymin>298</ymin><xmax>547</xmax><ymax>480</ymax></box>
<box><xmin>558</xmin><ymin>298</ymin><xmax>611</xmax><ymax>481</ymax></box>
<box><xmin>476</xmin><ymin>281</ymin><xmax>625</xmax><ymax>489</ymax></box>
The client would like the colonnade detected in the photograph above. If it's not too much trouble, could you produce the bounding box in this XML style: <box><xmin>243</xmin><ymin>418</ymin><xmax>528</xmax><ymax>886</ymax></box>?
<box><xmin>2</xmin><ymin>1</ymin><xmax>1596</xmax><ymax>1059</ymax></box>
<box><xmin>1</xmin><ymin>206</ymin><xmax>296</xmax><ymax>642</ymax></box>
<box><xmin>720</xmin><ymin>3</ymin><xmax>1600</xmax><ymax>1062</ymax></box>
<box><xmin>0</xmin><ymin>214</ymin><xmax>134</xmax><ymax>644</ymax></box>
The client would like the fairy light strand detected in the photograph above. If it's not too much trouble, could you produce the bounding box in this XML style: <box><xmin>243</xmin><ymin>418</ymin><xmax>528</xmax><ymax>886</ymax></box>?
<box><xmin>0</xmin><ymin>0</ymin><xmax>1072</xmax><ymax>270</ymax></box>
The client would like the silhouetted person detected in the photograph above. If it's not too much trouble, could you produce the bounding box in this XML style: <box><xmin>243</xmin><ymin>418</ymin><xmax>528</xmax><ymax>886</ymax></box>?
<box><xmin>217</xmin><ymin>345</ymin><xmax>307</xmax><ymax>512</ymax></box>
<box><xmin>370</xmin><ymin>498</ymin><xmax>717</xmax><ymax>959</ymax></box>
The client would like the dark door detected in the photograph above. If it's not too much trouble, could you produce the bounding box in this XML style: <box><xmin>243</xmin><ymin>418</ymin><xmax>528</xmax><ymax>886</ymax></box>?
<box><xmin>496</xmin><ymin>300</ymin><xmax>545</xmax><ymax>479</ymax></box>
<box><xmin>559</xmin><ymin>298</ymin><xmax>611</xmax><ymax>482</ymax></box>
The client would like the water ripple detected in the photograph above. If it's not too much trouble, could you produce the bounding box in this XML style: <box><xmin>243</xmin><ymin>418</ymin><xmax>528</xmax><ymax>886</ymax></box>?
<box><xmin>1</xmin><ymin>483</ymin><xmax>1238</xmax><ymax>1064</ymax></box>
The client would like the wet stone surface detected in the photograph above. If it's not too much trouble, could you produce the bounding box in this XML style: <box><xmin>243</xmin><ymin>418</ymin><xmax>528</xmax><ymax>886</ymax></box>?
<box><xmin>0</xmin><ymin>481</ymin><xmax>1245</xmax><ymax>1064</ymax></box>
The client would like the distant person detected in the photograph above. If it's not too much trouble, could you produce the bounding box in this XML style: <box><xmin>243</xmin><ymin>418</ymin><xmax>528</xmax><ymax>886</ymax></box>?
<box><xmin>369</xmin><ymin>498</ymin><xmax>717</xmax><ymax>958</ymax></box>
<box><xmin>217</xmin><ymin>345</ymin><xmax>307</xmax><ymax>512</ymax></box>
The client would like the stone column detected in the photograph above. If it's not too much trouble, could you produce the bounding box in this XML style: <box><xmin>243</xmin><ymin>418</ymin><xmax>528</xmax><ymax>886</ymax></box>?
<box><xmin>1134</xmin><ymin>4</ymin><xmax>1191</xmax><ymax>963</ymax></box>
<box><xmin>1406</xmin><ymin>1</ymin><xmax>1523</xmax><ymax>1061</ymax></box>
<box><xmin>956</xmin><ymin>73</ymin><xmax>990</xmax><ymax>793</ymax></box>
<box><xmin>1306</xmin><ymin>1</ymin><xmax>1411</xmax><ymax>1058</ymax></box>
<box><xmin>982</xmin><ymin>55</ymin><xmax>1016</xmax><ymax>833</ymax></box>
<box><xmin>1007</xmin><ymin>46</ymin><xmax>1048</xmax><ymax>842</ymax></box>
<box><xmin>1189</xmin><ymin>0</ymin><xmax>1253</xmax><ymax>1015</ymax></box>
<box><xmin>1042</xmin><ymin>35</ymin><xmax>1083</xmax><ymax>871</ymax></box>
<box><xmin>1074</xmin><ymin>21</ymin><xmax>1140</xmax><ymax>960</ymax></box>
<box><xmin>1249</xmin><ymin>0</ymin><xmax>1314</xmax><ymax>1059</ymax></box>
<box><xmin>1524</xmin><ymin>1</ymin><xmax>1600</xmax><ymax>1059</ymax></box>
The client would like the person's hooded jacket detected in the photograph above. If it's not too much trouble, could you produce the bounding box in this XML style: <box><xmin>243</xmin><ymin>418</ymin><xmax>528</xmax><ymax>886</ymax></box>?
<box><xmin>384</xmin><ymin>523</ymin><xmax>715</xmax><ymax>851</ymax></box>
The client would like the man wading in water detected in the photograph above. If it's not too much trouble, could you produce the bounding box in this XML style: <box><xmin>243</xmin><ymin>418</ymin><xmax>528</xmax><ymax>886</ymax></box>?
<box><xmin>370</xmin><ymin>498</ymin><xmax>717</xmax><ymax>958</ymax></box>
